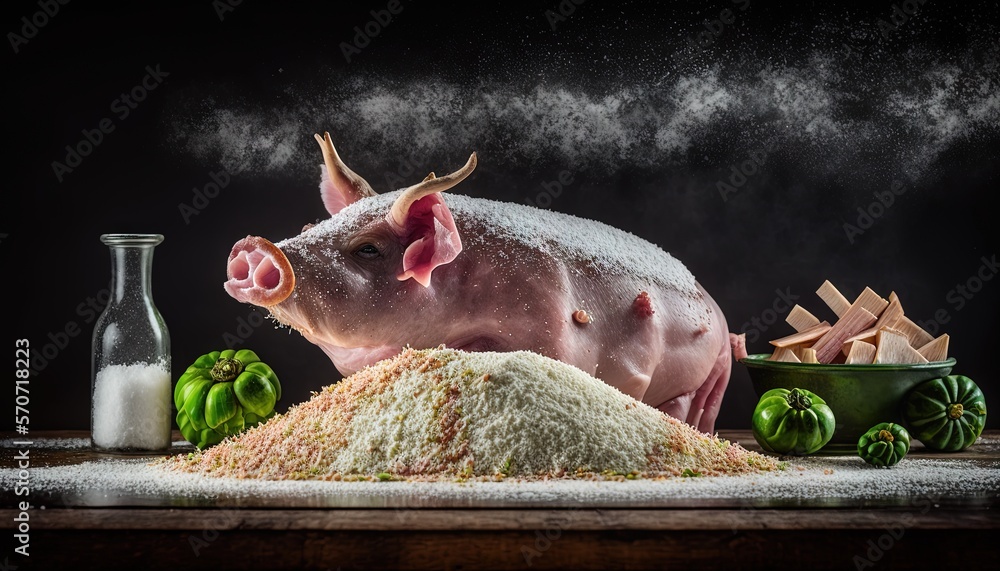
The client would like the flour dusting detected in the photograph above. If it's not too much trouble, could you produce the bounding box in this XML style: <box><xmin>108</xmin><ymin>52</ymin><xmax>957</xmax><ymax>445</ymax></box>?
<box><xmin>164</xmin><ymin>347</ymin><xmax>775</xmax><ymax>480</ymax></box>
<box><xmin>166</xmin><ymin>42</ymin><xmax>999</xmax><ymax>191</ymax></box>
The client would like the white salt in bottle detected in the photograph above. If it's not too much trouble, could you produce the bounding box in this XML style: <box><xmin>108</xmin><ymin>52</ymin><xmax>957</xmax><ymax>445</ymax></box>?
<box><xmin>91</xmin><ymin>234</ymin><xmax>171</xmax><ymax>452</ymax></box>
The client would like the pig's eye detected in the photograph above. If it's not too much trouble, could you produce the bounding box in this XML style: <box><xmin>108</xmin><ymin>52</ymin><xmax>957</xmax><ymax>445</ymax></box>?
<box><xmin>354</xmin><ymin>243</ymin><xmax>381</xmax><ymax>260</ymax></box>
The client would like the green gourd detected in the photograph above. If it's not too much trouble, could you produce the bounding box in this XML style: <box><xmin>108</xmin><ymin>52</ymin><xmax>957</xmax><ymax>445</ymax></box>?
<box><xmin>752</xmin><ymin>387</ymin><xmax>836</xmax><ymax>455</ymax></box>
<box><xmin>904</xmin><ymin>375</ymin><xmax>986</xmax><ymax>452</ymax></box>
<box><xmin>858</xmin><ymin>422</ymin><xmax>910</xmax><ymax>467</ymax></box>
<box><xmin>174</xmin><ymin>349</ymin><xmax>281</xmax><ymax>449</ymax></box>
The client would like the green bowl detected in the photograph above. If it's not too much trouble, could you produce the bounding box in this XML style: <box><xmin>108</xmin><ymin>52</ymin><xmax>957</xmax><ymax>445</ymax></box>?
<box><xmin>740</xmin><ymin>354</ymin><xmax>956</xmax><ymax>454</ymax></box>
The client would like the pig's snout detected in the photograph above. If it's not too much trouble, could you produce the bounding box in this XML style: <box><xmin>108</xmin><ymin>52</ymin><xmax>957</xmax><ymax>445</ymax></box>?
<box><xmin>225</xmin><ymin>236</ymin><xmax>295</xmax><ymax>306</ymax></box>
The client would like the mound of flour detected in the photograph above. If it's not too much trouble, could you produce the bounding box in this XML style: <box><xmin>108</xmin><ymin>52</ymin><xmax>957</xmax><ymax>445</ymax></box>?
<box><xmin>166</xmin><ymin>347</ymin><xmax>776</xmax><ymax>480</ymax></box>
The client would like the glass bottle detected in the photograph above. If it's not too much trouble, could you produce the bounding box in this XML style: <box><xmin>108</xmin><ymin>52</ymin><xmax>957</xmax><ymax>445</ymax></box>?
<box><xmin>91</xmin><ymin>234</ymin><xmax>171</xmax><ymax>452</ymax></box>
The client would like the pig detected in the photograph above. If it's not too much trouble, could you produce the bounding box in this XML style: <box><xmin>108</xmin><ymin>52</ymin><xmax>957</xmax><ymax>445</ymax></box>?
<box><xmin>224</xmin><ymin>132</ymin><xmax>746</xmax><ymax>433</ymax></box>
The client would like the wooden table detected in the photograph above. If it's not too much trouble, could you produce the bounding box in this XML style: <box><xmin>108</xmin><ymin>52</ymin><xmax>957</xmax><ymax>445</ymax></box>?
<box><xmin>2</xmin><ymin>430</ymin><xmax>997</xmax><ymax>570</ymax></box>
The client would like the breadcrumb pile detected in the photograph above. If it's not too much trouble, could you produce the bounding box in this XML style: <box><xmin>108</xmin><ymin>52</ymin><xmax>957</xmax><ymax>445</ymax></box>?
<box><xmin>164</xmin><ymin>347</ymin><xmax>777</xmax><ymax>481</ymax></box>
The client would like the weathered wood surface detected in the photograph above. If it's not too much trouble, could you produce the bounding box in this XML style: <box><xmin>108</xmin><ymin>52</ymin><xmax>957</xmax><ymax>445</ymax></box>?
<box><xmin>5</xmin><ymin>505</ymin><xmax>997</xmax><ymax>531</ymax></box>
<box><xmin>14</xmin><ymin>529</ymin><xmax>999</xmax><ymax>571</ymax></box>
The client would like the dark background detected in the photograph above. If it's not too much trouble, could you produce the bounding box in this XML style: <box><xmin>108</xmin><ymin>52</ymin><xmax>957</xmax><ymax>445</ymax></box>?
<box><xmin>4</xmin><ymin>0</ymin><xmax>998</xmax><ymax>433</ymax></box>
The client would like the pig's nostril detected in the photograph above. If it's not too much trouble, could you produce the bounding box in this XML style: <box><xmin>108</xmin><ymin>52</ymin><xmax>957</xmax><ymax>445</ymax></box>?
<box><xmin>253</xmin><ymin>257</ymin><xmax>281</xmax><ymax>290</ymax></box>
<box><xmin>225</xmin><ymin>236</ymin><xmax>294</xmax><ymax>306</ymax></box>
<box><xmin>229</xmin><ymin>252</ymin><xmax>251</xmax><ymax>281</ymax></box>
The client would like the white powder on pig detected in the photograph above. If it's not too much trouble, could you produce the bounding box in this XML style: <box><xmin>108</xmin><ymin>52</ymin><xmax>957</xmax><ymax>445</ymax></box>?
<box><xmin>163</xmin><ymin>347</ymin><xmax>775</xmax><ymax>480</ymax></box>
<box><xmin>278</xmin><ymin>191</ymin><xmax>702</xmax><ymax>310</ymax></box>
<box><xmin>91</xmin><ymin>362</ymin><xmax>172</xmax><ymax>451</ymax></box>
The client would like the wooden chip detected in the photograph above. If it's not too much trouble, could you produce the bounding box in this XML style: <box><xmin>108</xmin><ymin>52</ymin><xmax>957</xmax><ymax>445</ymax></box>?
<box><xmin>853</xmin><ymin>287</ymin><xmax>889</xmax><ymax>318</ymax></box>
<box><xmin>769</xmin><ymin>322</ymin><xmax>832</xmax><ymax>348</ymax></box>
<box><xmin>918</xmin><ymin>334</ymin><xmax>950</xmax><ymax>362</ymax></box>
<box><xmin>811</xmin><ymin>305</ymin><xmax>878</xmax><ymax>363</ymax></box>
<box><xmin>798</xmin><ymin>348</ymin><xmax>819</xmax><ymax>364</ymax></box>
<box><xmin>790</xmin><ymin>345</ymin><xmax>812</xmax><ymax>360</ymax></box>
<box><xmin>879</xmin><ymin>326</ymin><xmax>908</xmax><ymax>338</ymax></box>
<box><xmin>874</xmin><ymin>329</ymin><xmax>929</xmax><ymax>364</ymax></box>
<box><xmin>841</xmin><ymin>327</ymin><xmax>878</xmax><ymax>355</ymax></box>
<box><xmin>768</xmin><ymin>347</ymin><xmax>801</xmax><ymax>363</ymax></box>
<box><xmin>786</xmin><ymin>305</ymin><xmax>821</xmax><ymax>332</ymax></box>
<box><xmin>845</xmin><ymin>340</ymin><xmax>877</xmax><ymax>364</ymax></box>
<box><xmin>816</xmin><ymin>280</ymin><xmax>851</xmax><ymax>318</ymax></box>
<box><xmin>894</xmin><ymin>316</ymin><xmax>935</xmax><ymax>349</ymax></box>
<box><xmin>874</xmin><ymin>298</ymin><xmax>903</xmax><ymax>330</ymax></box>
<box><xmin>839</xmin><ymin>293</ymin><xmax>899</xmax><ymax>356</ymax></box>
<box><xmin>769</xmin><ymin>282</ymin><xmax>951</xmax><ymax>366</ymax></box>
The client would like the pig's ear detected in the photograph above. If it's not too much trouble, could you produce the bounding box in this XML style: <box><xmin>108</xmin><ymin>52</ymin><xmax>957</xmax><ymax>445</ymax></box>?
<box><xmin>388</xmin><ymin>153</ymin><xmax>477</xmax><ymax>288</ymax></box>
<box><xmin>394</xmin><ymin>193</ymin><xmax>462</xmax><ymax>287</ymax></box>
<box><xmin>314</xmin><ymin>132</ymin><xmax>377</xmax><ymax>215</ymax></box>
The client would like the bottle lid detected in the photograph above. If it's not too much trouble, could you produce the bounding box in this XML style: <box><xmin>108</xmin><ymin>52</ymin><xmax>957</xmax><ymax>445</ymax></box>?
<box><xmin>100</xmin><ymin>234</ymin><xmax>164</xmax><ymax>246</ymax></box>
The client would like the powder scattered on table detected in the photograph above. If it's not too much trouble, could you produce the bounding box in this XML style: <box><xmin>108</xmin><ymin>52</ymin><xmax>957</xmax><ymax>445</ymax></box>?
<box><xmin>4</xmin><ymin>455</ymin><xmax>997</xmax><ymax>506</ymax></box>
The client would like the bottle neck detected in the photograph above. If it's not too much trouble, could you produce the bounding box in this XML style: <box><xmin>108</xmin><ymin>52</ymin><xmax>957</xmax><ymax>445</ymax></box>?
<box><xmin>109</xmin><ymin>245</ymin><xmax>155</xmax><ymax>304</ymax></box>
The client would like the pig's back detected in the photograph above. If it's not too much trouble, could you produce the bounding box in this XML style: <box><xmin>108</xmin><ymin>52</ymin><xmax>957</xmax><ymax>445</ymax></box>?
<box><xmin>445</xmin><ymin>195</ymin><xmax>699</xmax><ymax>297</ymax></box>
<box><xmin>445</xmin><ymin>194</ymin><xmax>725</xmax><ymax>415</ymax></box>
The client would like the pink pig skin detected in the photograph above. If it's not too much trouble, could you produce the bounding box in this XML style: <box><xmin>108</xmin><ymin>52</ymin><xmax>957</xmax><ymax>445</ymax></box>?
<box><xmin>224</xmin><ymin>136</ymin><xmax>745</xmax><ymax>433</ymax></box>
